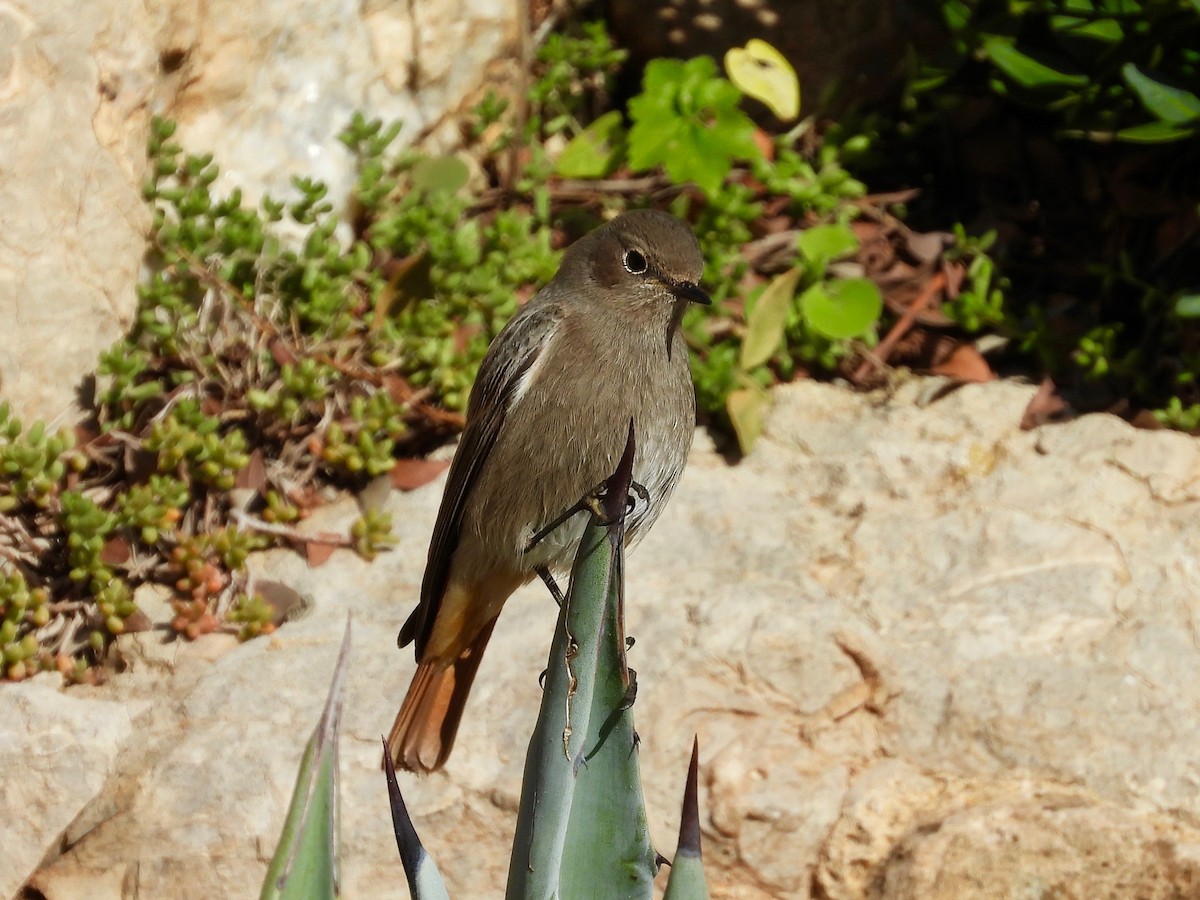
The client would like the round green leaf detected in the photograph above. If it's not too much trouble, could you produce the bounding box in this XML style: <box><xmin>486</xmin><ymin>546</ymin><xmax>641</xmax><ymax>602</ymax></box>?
<box><xmin>796</xmin><ymin>223</ymin><xmax>859</xmax><ymax>268</ymax></box>
<box><xmin>410</xmin><ymin>155</ymin><xmax>469</xmax><ymax>195</ymax></box>
<box><xmin>555</xmin><ymin>111</ymin><xmax>626</xmax><ymax>179</ymax></box>
<box><xmin>1175</xmin><ymin>294</ymin><xmax>1200</xmax><ymax>319</ymax></box>
<box><xmin>800</xmin><ymin>278</ymin><xmax>883</xmax><ymax>340</ymax></box>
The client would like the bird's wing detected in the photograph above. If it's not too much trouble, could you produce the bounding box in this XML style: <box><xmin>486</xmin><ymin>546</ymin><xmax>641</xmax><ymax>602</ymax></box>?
<box><xmin>398</xmin><ymin>299</ymin><xmax>566</xmax><ymax>655</ymax></box>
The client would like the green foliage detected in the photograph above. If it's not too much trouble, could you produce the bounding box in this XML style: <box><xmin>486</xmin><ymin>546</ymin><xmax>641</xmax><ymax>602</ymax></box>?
<box><xmin>352</xmin><ymin>508</ymin><xmax>397</xmax><ymax>561</ymax></box>
<box><xmin>628</xmin><ymin>56</ymin><xmax>761</xmax><ymax>197</ymax></box>
<box><xmin>918</xmin><ymin>0</ymin><xmax>1200</xmax><ymax>141</ymax></box>
<box><xmin>529</xmin><ymin>21</ymin><xmax>628</xmax><ymax>141</ymax></box>
<box><xmin>899</xmin><ymin>0</ymin><xmax>1200</xmax><ymax>423</ymax></box>
<box><xmin>723</xmin><ymin>223</ymin><xmax>886</xmax><ymax>452</ymax></box>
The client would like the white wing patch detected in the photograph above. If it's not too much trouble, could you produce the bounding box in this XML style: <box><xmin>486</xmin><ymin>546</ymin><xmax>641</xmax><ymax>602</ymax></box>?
<box><xmin>508</xmin><ymin>329</ymin><xmax>556</xmax><ymax>412</ymax></box>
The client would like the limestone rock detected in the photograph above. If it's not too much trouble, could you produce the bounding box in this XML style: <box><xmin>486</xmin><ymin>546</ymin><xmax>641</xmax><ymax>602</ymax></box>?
<box><xmin>0</xmin><ymin>678</ymin><xmax>142</xmax><ymax>900</ymax></box>
<box><xmin>0</xmin><ymin>0</ymin><xmax>518</xmax><ymax>424</ymax></box>
<box><xmin>13</xmin><ymin>379</ymin><xmax>1200</xmax><ymax>897</ymax></box>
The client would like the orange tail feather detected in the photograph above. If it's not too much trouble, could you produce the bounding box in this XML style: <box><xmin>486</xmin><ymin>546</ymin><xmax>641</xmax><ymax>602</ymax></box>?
<box><xmin>386</xmin><ymin>619</ymin><xmax>497</xmax><ymax>773</ymax></box>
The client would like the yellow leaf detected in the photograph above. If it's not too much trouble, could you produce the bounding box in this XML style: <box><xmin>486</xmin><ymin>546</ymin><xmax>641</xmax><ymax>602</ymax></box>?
<box><xmin>727</xmin><ymin>387</ymin><xmax>770</xmax><ymax>455</ymax></box>
<box><xmin>741</xmin><ymin>266</ymin><xmax>802</xmax><ymax>370</ymax></box>
<box><xmin>724</xmin><ymin>39</ymin><xmax>800</xmax><ymax>122</ymax></box>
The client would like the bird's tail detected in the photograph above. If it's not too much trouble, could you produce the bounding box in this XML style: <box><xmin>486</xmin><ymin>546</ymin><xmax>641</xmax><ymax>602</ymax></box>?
<box><xmin>385</xmin><ymin>618</ymin><xmax>497</xmax><ymax>774</ymax></box>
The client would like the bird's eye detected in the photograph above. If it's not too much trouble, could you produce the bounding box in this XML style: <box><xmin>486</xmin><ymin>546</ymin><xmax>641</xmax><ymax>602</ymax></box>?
<box><xmin>622</xmin><ymin>249</ymin><xmax>648</xmax><ymax>275</ymax></box>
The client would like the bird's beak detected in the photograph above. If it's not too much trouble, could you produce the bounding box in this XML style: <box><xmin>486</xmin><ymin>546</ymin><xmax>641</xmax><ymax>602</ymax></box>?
<box><xmin>670</xmin><ymin>280</ymin><xmax>711</xmax><ymax>306</ymax></box>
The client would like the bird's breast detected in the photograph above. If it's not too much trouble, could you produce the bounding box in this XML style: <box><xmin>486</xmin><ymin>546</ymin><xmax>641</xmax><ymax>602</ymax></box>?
<box><xmin>458</xmin><ymin>318</ymin><xmax>694</xmax><ymax>576</ymax></box>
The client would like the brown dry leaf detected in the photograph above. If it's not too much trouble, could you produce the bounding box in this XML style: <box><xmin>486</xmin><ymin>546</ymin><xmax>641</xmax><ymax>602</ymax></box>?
<box><xmin>931</xmin><ymin>344</ymin><xmax>994</xmax><ymax>383</ymax></box>
<box><xmin>1021</xmin><ymin>377</ymin><xmax>1068</xmax><ymax>430</ymax></box>
<box><xmin>269</xmin><ymin>337</ymin><xmax>298</xmax><ymax>367</ymax></box>
<box><xmin>305</xmin><ymin>539</ymin><xmax>340</xmax><ymax>568</ymax></box>
<box><xmin>99</xmin><ymin>537</ymin><xmax>131</xmax><ymax>566</ymax></box>
<box><xmin>452</xmin><ymin>323</ymin><xmax>483</xmax><ymax>354</ymax></box>
<box><xmin>942</xmin><ymin>260</ymin><xmax>966</xmax><ymax>298</ymax></box>
<box><xmin>1129</xmin><ymin>410</ymin><xmax>1166</xmax><ymax>431</ymax></box>
<box><xmin>235</xmin><ymin>448</ymin><xmax>267</xmax><ymax>491</ymax></box>
<box><xmin>255</xmin><ymin>580</ymin><xmax>308</xmax><ymax>625</ymax></box>
<box><xmin>390</xmin><ymin>458</ymin><xmax>449</xmax><ymax>491</ymax></box>
<box><xmin>121</xmin><ymin>610</ymin><xmax>153</xmax><ymax>633</ymax></box>
<box><xmin>752</xmin><ymin>127</ymin><xmax>775</xmax><ymax>162</ymax></box>
<box><xmin>904</xmin><ymin>230</ymin><xmax>951</xmax><ymax>264</ymax></box>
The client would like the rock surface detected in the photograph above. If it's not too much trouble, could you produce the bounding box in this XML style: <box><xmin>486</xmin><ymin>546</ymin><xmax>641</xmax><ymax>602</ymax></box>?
<box><xmin>0</xmin><ymin>0</ymin><xmax>518</xmax><ymax>424</ymax></box>
<box><xmin>9</xmin><ymin>378</ymin><xmax>1200</xmax><ymax>898</ymax></box>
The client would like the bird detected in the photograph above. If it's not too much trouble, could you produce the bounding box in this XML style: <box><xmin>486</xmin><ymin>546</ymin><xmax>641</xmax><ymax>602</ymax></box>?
<box><xmin>387</xmin><ymin>208</ymin><xmax>709</xmax><ymax>773</ymax></box>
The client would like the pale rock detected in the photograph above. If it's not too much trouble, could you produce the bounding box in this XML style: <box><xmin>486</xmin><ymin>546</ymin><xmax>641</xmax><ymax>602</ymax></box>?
<box><xmin>0</xmin><ymin>678</ymin><xmax>142</xmax><ymax>900</ymax></box>
<box><xmin>14</xmin><ymin>379</ymin><xmax>1200</xmax><ymax>897</ymax></box>
<box><xmin>0</xmin><ymin>0</ymin><xmax>518</xmax><ymax>423</ymax></box>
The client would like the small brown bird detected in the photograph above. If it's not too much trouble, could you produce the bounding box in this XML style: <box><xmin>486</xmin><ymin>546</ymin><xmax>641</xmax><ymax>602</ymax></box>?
<box><xmin>387</xmin><ymin>209</ymin><xmax>708</xmax><ymax>773</ymax></box>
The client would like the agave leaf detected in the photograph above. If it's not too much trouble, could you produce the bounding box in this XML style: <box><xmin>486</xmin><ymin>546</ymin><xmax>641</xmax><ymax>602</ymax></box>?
<box><xmin>260</xmin><ymin>617</ymin><xmax>351</xmax><ymax>900</ymax></box>
<box><xmin>663</xmin><ymin>739</ymin><xmax>708</xmax><ymax>900</ymax></box>
<box><xmin>507</xmin><ymin>423</ymin><xmax>656</xmax><ymax>899</ymax></box>
<box><xmin>383</xmin><ymin>739</ymin><xmax>450</xmax><ymax>900</ymax></box>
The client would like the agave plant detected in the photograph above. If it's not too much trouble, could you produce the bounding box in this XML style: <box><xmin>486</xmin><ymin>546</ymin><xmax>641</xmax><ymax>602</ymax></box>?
<box><xmin>263</xmin><ymin>425</ymin><xmax>709</xmax><ymax>898</ymax></box>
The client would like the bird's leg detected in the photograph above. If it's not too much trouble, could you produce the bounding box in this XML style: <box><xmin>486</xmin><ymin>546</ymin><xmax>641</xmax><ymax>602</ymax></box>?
<box><xmin>523</xmin><ymin>481</ymin><xmax>605</xmax><ymax>553</ymax></box>
<box><xmin>536</xmin><ymin>564</ymin><xmax>566</xmax><ymax>607</ymax></box>
<box><xmin>525</xmin><ymin>480</ymin><xmax>652</xmax><ymax>555</ymax></box>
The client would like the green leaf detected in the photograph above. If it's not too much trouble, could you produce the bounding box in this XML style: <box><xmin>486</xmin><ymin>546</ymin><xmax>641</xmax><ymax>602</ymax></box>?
<box><xmin>796</xmin><ymin>223</ymin><xmax>859</xmax><ymax>269</ymax></box>
<box><xmin>409</xmin><ymin>155</ymin><xmax>469</xmax><ymax>194</ymax></box>
<box><xmin>627</xmin><ymin>56</ymin><xmax>760</xmax><ymax>197</ymax></box>
<box><xmin>1114</xmin><ymin>121</ymin><xmax>1196</xmax><ymax>143</ymax></box>
<box><xmin>800</xmin><ymin>278</ymin><xmax>883</xmax><ymax>340</ymax></box>
<box><xmin>727</xmin><ymin>387</ymin><xmax>769</xmax><ymax>454</ymax></box>
<box><xmin>1122</xmin><ymin>65</ymin><xmax>1200</xmax><ymax>125</ymax></box>
<box><xmin>1175</xmin><ymin>295</ymin><xmax>1200</xmax><ymax>318</ymax></box>
<box><xmin>1049</xmin><ymin>14</ymin><xmax>1123</xmax><ymax>42</ymax></box>
<box><xmin>981</xmin><ymin>36</ymin><xmax>1088</xmax><ymax>88</ymax></box>
<box><xmin>941</xmin><ymin>0</ymin><xmax>972</xmax><ymax>29</ymax></box>
<box><xmin>260</xmin><ymin>617</ymin><xmax>351</xmax><ymax>900</ymax></box>
<box><xmin>555</xmin><ymin>111</ymin><xmax>626</xmax><ymax>179</ymax></box>
<box><xmin>741</xmin><ymin>267</ymin><xmax>802</xmax><ymax>370</ymax></box>
<box><xmin>724</xmin><ymin>39</ymin><xmax>800</xmax><ymax>121</ymax></box>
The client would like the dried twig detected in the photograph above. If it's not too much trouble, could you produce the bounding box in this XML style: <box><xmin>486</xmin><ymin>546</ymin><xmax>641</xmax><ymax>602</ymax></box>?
<box><xmin>852</xmin><ymin>271</ymin><xmax>947</xmax><ymax>384</ymax></box>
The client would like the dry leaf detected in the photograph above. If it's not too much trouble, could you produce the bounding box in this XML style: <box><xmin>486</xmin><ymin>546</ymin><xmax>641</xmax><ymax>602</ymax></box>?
<box><xmin>389</xmin><ymin>458</ymin><xmax>449</xmax><ymax>491</ymax></box>
<box><xmin>931</xmin><ymin>344</ymin><xmax>994</xmax><ymax>383</ymax></box>
<box><xmin>235</xmin><ymin>448</ymin><xmax>267</xmax><ymax>491</ymax></box>
<box><xmin>305</xmin><ymin>539</ymin><xmax>341</xmax><ymax>568</ymax></box>
<box><xmin>99</xmin><ymin>537</ymin><xmax>131</xmax><ymax>566</ymax></box>
<box><xmin>255</xmin><ymin>580</ymin><xmax>308</xmax><ymax>625</ymax></box>
<box><xmin>1021</xmin><ymin>377</ymin><xmax>1068</xmax><ymax>430</ymax></box>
